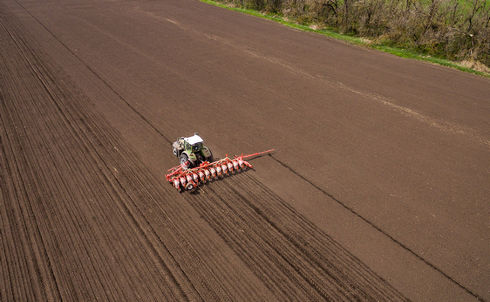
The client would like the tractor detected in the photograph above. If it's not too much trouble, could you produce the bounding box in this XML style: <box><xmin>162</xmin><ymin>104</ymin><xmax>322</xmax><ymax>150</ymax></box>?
<box><xmin>172</xmin><ymin>134</ymin><xmax>213</xmax><ymax>169</ymax></box>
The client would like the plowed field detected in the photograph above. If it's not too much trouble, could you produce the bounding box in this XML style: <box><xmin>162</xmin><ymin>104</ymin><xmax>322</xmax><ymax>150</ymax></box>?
<box><xmin>1</xmin><ymin>0</ymin><xmax>488</xmax><ymax>301</ymax></box>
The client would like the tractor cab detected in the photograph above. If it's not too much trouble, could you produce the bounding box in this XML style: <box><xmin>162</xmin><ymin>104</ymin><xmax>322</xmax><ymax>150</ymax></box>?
<box><xmin>184</xmin><ymin>135</ymin><xmax>204</xmax><ymax>153</ymax></box>
<box><xmin>172</xmin><ymin>134</ymin><xmax>213</xmax><ymax>169</ymax></box>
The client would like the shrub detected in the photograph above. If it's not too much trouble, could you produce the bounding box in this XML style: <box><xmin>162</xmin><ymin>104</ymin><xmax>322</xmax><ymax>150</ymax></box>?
<box><xmin>215</xmin><ymin>0</ymin><xmax>490</xmax><ymax>67</ymax></box>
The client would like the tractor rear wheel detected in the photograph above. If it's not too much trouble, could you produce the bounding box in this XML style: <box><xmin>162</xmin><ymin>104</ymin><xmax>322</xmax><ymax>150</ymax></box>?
<box><xmin>205</xmin><ymin>151</ymin><xmax>214</xmax><ymax>163</ymax></box>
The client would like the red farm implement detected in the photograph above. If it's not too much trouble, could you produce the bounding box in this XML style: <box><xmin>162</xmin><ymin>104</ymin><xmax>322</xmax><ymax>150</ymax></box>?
<box><xmin>165</xmin><ymin>149</ymin><xmax>274</xmax><ymax>192</ymax></box>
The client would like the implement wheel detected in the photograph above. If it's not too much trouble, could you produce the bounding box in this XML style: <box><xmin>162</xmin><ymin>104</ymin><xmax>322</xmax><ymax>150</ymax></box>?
<box><xmin>185</xmin><ymin>182</ymin><xmax>197</xmax><ymax>192</ymax></box>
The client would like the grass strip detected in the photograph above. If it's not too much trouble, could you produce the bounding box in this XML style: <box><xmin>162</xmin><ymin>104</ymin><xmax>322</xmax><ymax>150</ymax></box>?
<box><xmin>200</xmin><ymin>0</ymin><xmax>489</xmax><ymax>78</ymax></box>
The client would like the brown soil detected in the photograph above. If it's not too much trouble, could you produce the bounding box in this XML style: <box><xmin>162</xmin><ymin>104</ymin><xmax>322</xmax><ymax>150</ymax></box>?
<box><xmin>1</xmin><ymin>0</ymin><xmax>488</xmax><ymax>301</ymax></box>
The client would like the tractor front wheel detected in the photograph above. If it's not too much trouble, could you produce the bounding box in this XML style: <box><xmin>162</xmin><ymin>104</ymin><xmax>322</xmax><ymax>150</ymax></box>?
<box><xmin>180</xmin><ymin>153</ymin><xmax>190</xmax><ymax>169</ymax></box>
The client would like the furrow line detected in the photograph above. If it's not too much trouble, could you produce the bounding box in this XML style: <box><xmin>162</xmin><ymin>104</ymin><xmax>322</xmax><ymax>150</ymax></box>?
<box><xmin>238</xmin><ymin>172</ymin><xmax>407</xmax><ymax>300</ymax></box>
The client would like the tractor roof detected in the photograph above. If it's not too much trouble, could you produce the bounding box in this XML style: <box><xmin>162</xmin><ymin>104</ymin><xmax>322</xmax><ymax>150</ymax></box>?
<box><xmin>184</xmin><ymin>135</ymin><xmax>204</xmax><ymax>145</ymax></box>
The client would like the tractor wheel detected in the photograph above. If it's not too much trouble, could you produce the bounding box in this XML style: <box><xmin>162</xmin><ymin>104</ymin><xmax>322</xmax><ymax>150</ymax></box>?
<box><xmin>180</xmin><ymin>153</ymin><xmax>190</xmax><ymax>169</ymax></box>
<box><xmin>196</xmin><ymin>153</ymin><xmax>204</xmax><ymax>164</ymax></box>
<box><xmin>206</xmin><ymin>151</ymin><xmax>214</xmax><ymax>163</ymax></box>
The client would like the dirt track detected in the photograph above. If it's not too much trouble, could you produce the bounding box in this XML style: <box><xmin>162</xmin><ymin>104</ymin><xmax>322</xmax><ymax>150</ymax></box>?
<box><xmin>0</xmin><ymin>0</ymin><xmax>488</xmax><ymax>301</ymax></box>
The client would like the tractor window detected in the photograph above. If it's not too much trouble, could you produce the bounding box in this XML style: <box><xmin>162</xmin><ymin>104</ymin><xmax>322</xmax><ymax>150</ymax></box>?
<box><xmin>192</xmin><ymin>143</ymin><xmax>202</xmax><ymax>152</ymax></box>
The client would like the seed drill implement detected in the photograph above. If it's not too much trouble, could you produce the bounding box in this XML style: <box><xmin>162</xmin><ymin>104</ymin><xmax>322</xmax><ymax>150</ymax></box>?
<box><xmin>166</xmin><ymin>134</ymin><xmax>273</xmax><ymax>192</ymax></box>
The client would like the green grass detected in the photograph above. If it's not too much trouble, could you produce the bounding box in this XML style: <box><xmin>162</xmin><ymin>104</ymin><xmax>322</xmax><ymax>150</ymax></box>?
<box><xmin>200</xmin><ymin>0</ymin><xmax>489</xmax><ymax>78</ymax></box>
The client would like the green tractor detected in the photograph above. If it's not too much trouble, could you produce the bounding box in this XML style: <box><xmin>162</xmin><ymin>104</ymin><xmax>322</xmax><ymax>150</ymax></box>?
<box><xmin>172</xmin><ymin>134</ymin><xmax>213</xmax><ymax>169</ymax></box>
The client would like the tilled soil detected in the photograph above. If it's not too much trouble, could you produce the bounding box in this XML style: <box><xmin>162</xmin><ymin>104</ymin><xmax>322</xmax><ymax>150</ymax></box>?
<box><xmin>0</xmin><ymin>6</ymin><xmax>406</xmax><ymax>301</ymax></box>
<box><xmin>1</xmin><ymin>0</ymin><xmax>489</xmax><ymax>301</ymax></box>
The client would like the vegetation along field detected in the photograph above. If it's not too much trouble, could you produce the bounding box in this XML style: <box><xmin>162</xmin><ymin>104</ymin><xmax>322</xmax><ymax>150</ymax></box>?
<box><xmin>207</xmin><ymin>0</ymin><xmax>490</xmax><ymax>75</ymax></box>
